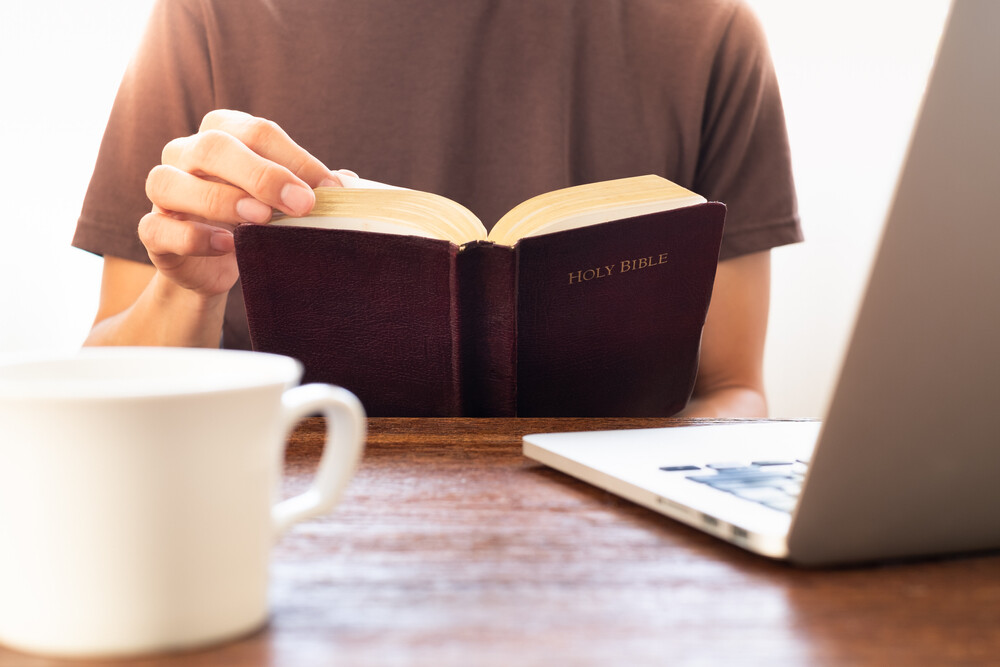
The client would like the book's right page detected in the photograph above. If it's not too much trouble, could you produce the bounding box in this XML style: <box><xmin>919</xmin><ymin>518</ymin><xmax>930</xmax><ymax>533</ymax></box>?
<box><xmin>489</xmin><ymin>174</ymin><xmax>706</xmax><ymax>244</ymax></box>
<box><xmin>514</xmin><ymin>203</ymin><xmax>725</xmax><ymax>417</ymax></box>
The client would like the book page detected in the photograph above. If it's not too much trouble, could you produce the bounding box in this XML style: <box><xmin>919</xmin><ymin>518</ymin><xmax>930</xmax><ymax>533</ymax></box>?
<box><xmin>487</xmin><ymin>175</ymin><xmax>706</xmax><ymax>246</ymax></box>
<box><xmin>271</xmin><ymin>177</ymin><xmax>488</xmax><ymax>244</ymax></box>
<box><xmin>270</xmin><ymin>215</ymin><xmax>442</xmax><ymax>239</ymax></box>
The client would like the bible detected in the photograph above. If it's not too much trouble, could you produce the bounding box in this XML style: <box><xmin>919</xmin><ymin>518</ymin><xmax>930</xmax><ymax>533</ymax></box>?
<box><xmin>233</xmin><ymin>174</ymin><xmax>725</xmax><ymax>417</ymax></box>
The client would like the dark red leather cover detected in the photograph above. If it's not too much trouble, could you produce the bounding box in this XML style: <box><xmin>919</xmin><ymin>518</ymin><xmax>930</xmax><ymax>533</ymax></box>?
<box><xmin>514</xmin><ymin>202</ymin><xmax>726</xmax><ymax>416</ymax></box>
<box><xmin>234</xmin><ymin>202</ymin><xmax>724</xmax><ymax>417</ymax></box>
<box><xmin>235</xmin><ymin>226</ymin><xmax>462</xmax><ymax>416</ymax></box>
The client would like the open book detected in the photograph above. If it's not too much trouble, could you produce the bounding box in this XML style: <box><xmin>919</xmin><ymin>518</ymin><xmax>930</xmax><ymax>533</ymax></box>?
<box><xmin>271</xmin><ymin>173</ymin><xmax>707</xmax><ymax>245</ymax></box>
<box><xmin>234</xmin><ymin>175</ymin><xmax>725</xmax><ymax>417</ymax></box>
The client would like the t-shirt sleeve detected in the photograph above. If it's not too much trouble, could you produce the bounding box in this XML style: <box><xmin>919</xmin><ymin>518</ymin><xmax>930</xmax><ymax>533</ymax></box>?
<box><xmin>694</xmin><ymin>3</ymin><xmax>802</xmax><ymax>260</ymax></box>
<box><xmin>72</xmin><ymin>0</ymin><xmax>215</xmax><ymax>263</ymax></box>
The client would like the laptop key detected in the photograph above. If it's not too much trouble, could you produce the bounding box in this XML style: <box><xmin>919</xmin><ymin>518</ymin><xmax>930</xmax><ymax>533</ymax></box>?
<box><xmin>709</xmin><ymin>466</ymin><xmax>760</xmax><ymax>475</ymax></box>
<box><xmin>760</xmin><ymin>496</ymin><xmax>798</xmax><ymax>513</ymax></box>
<box><xmin>689</xmin><ymin>469</ymin><xmax>791</xmax><ymax>481</ymax></box>
<box><xmin>659</xmin><ymin>465</ymin><xmax>701</xmax><ymax>472</ymax></box>
<box><xmin>780</xmin><ymin>481</ymin><xmax>803</xmax><ymax>497</ymax></box>
<box><xmin>688</xmin><ymin>474</ymin><xmax>793</xmax><ymax>491</ymax></box>
<box><xmin>731</xmin><ymin>486</ymin><xmax>792</xmax><ymax>503</ymax></box>
<box><xmin>706</xmin><ymin>462</ymin><xmax>748</xmax><ymax>471</ymax></box>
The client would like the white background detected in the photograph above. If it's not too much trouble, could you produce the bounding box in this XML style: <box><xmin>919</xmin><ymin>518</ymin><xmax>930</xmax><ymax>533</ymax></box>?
<box><xmin>0</xmin><ymin>1</ymin><xmax>952</xmax><ymax>417</ymax></box>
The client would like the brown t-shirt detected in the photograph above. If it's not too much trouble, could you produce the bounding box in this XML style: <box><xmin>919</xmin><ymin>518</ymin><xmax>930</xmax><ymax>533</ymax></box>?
<box><xmin>74</xmin><ymin>0</ymin><xmax>801</xmax><ymax>350</ymax></box>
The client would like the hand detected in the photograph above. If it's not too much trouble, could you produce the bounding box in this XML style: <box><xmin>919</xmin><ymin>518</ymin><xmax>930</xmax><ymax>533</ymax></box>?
<box><xmin>139</xmin><ymin>109</ymin><xmax>348</xmax><ymax>298</ymax></box>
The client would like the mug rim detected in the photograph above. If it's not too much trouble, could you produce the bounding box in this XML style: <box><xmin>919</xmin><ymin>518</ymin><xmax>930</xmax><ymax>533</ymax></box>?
<box><xmin>0</xmin><ymin>347</ymin><xmax>304</xmax><ymax>400</ymax></box>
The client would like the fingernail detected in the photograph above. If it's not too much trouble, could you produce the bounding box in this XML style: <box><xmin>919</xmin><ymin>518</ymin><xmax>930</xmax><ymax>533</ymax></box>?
<box><xmin>236</xmin><ymin>197</ymin><xmax>272</xmax><ymax>223</ymax></box>
<box><xmin>280</xmin><ymin>183</ymin><xmax>315</xmax><ymax>216</ymax></box>
<box><xmin>318</xmin><ymin>176</ymin><xmax>342</xmax><ymax>187</ymax></box>
<box><xmin>210</xmin><ymin>229</ymin><xmax>234</xmax><ymax>253</ymax></box>
<box><xmin>338</xmin><ymin>169</ymin><xmax>359</xmax><ymax>178</ymax></box>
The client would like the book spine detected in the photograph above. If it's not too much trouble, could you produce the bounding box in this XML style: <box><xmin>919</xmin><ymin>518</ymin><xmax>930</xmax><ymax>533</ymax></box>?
<box><xmin>456</xmin><ymin>242</ymin><xmax>517</xmax><ymax>417</ymax></box>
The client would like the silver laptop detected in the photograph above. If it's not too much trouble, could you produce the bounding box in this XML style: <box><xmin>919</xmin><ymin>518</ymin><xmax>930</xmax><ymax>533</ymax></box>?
<box><xmin>523</xmin><ymin>0</ymin><xmax>1000</xmax><ymax>566</ymax></box>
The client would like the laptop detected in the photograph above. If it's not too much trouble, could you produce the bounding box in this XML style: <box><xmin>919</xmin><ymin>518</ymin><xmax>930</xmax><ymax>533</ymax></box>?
<box><xmin>523</xmin><ymin>0</ymin><xmax>1000</xmax><ymax>566</ymax></box>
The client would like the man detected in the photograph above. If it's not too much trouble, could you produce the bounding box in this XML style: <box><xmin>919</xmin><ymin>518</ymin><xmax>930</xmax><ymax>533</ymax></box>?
<box><xmin>75</xmin><ymin>0</ymin><xmax>801</xmax><ymax>417</ymax></box>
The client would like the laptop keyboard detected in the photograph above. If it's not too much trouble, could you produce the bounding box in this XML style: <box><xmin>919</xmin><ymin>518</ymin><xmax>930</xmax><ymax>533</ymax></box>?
<box><xmin>659</xmin><ymin>460</ymin><xmax>809</xmax><ymax>513</ymax></box>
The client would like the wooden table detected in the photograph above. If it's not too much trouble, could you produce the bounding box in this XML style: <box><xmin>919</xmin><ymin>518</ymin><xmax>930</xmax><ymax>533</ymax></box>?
<box><xmin>3</xmin><ymin>418</ymin><xmax>1000</xmax><ymax>666</ymax></box>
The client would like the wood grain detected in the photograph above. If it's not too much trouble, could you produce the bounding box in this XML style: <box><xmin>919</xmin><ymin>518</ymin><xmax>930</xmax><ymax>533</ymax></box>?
<box><xmin>2</xmin><ymin>418</ymin><xmax>999</xmax><ymax>666</ymax></box>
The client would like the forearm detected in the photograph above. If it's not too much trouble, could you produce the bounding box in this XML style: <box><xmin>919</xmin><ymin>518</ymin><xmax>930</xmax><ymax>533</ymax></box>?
<box><xmin>679</xmin><ymin>251</ymin><xmax>772</xmax><ymax>419</ymax></box>
<box><xmin>84</xmin><ymin>271</ymin><xmax>227</xmax><ymax>348</ymax></box>
<box><xmin>678</xmin><ymin>385</ymin><xmax>768</xmax><ymax>419</ymax></box>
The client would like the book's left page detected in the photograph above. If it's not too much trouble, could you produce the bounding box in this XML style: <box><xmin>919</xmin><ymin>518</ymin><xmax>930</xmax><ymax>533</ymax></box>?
<box><xmin>270</xmin><ymin>174</ymin><xmax>488</xmax><ymax>245</ymax></box>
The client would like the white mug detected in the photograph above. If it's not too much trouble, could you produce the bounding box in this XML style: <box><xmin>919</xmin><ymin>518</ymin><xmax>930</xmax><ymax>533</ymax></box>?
<box><xmin>0</xmin><ymin>347</ymin><xmax>366</xmax><ymax>658</ymax></box>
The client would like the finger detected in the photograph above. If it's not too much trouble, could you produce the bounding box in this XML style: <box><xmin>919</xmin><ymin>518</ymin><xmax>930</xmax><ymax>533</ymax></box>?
<box><xmin>198</xmin><ymin>109</ymin><xmax>338</xmax><ymax>188</ymax></box>
<box><xmin>329</xmin><ymin>168</ymin><xmax>359</xmax><ymax>186</ymax></box>
<box><xmin>138</xmin><ymin>210</ymin><xmax>235</xmax><ymax>261</ymax></box>
<box><xmin>161</xmin><ymin>130</ymin><xmax>317</xmax><ymax>217</ymax></box>
<box><xmin>147</xmin><ymin>165</ymin><xmax>274</xmax><ymax>224</ymax></box>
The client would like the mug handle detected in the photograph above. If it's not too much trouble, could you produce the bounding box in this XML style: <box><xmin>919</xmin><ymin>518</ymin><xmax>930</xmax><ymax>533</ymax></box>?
<box><xmin>272</xmin><ymin>383</ymin><xmax>367</xmax><ymax>537</ymax></box>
